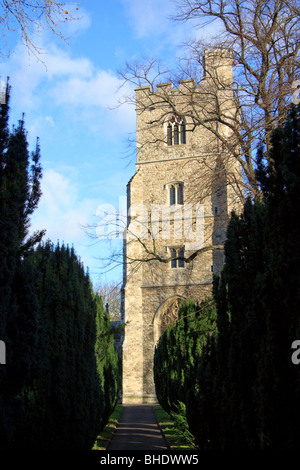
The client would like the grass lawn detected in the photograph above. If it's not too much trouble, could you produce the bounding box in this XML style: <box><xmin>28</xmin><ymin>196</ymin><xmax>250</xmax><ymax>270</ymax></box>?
<box><xmin>92</xmin><ymin>403</ymin><xmax>196</xmax><ymax>451</ymax></box>
<box><xmin>153</xmin><ymin>405</ymin><xmax>197</xmax><ymax>450</ymax></box>
<box><xmin>92</xmin><ymin>404</ymin><xmax>123</xmax><ymax>450</ymax></box>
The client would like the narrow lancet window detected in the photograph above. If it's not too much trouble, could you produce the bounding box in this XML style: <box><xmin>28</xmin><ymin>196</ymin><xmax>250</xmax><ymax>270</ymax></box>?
<box><xmin>170</xmin><ymin>185</ymin><xmax>176</xmax><ymax>205</ymax></box>
<box><xmin>180</xmin><ymin>122</ymin><xmax>186</xmax><ymax>144</ymax></box>
<box><xmin>177</xmin><ymin>184</ymin><xmax>183</xmax><ymax>205</ymax></box>
<box><xmin>167</xmin><ymin>124</ymin><xmax>172</xmax><ymax>146</ymax></box>
<box><xmin>171</xmin><ymin>249</ymin><xmax>177</xmax><ymax>268</ymax></box>
<box><xmin>178</xmin><ymin>249</ymin><xmax>185</xmax><ymax>268</ymax></box>
<box><xmin>173</xmin><ymin>123</ymin><xmax>179</xmax><ymax>145</ymax></box>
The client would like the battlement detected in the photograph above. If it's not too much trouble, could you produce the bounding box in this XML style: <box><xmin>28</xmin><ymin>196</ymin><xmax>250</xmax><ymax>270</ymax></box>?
<box><xmin>135</xmin><ymin>48</ymin><xmax>233</xmax><ymax>100</ymax></box>
<box><xmin>203</xmin><ymin>47</ymin><xmax>233</xmax><ymax>64</ymax></box>
<box><xmin>135</xmin><ymin>78</ymin><xmax>197</xmax><ymax>96</ymax></box>
<box><xmin>203</xmin><ymin>47</ymin><xmax>233</xmax><ymax>85</ymax></box>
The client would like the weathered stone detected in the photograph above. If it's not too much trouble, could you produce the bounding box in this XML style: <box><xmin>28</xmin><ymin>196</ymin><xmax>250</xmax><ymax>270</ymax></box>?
<box><xmin>121</xmin><ymin>49</ymin><xmax>243</xmax><ymax>403</ymax></box>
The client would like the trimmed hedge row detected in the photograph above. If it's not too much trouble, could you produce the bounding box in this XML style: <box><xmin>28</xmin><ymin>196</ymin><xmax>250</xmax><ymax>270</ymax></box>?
<box><xmin>154</xmin><ymin>105</ymin><xmax>300</xmax><ymax>450</ymax></box>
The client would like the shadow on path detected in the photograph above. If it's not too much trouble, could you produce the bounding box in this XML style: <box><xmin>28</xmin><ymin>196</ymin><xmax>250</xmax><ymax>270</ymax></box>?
<box><xmin>107</xmin><ymin>404</ymin><xmax>170</xmax><ymax>451</ymax></box>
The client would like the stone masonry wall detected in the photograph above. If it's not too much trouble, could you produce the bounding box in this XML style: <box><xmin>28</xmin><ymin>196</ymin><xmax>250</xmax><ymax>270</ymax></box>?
<box><xmin>122</xmin><ymin>49</ymin><xmax>243</xmax><ymax>403</ymax></box>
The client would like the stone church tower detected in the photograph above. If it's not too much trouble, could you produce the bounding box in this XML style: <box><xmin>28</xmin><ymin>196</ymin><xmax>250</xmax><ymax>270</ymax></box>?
<box><xmin>121</xmin><ymin>49</ymin><xmax>243</xmax><ymax>404</ymax></box>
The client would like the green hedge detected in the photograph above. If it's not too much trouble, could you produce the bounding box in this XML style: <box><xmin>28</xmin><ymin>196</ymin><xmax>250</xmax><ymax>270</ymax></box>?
<box><xmin>2</xmin><ymin>242</ymin><xmax>121</xmax><ymax>449</ymax></box>
<box><xmin>154</xmin><ymin>105</ymin><xmax>300</xmax><ymax>450</ymax></box>
<box><xmin>154</xmin><ymin>297</ymin><xmax>217</xmax><ymax>440</ymax></box>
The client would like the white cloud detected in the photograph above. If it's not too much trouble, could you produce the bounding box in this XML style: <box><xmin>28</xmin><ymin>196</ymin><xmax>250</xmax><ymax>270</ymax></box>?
<box><xmin>43</xmin><ymin>45</ymin><xmax>93</xmax><ymax>79</ymax></box>
<box><xmin>5</xmin><ymin>42</ymin><xmax>93</xmax><ymax>102</ymax></box>
<box><xmin>30</xmin><ymin>168</ymin><xmax>98</xmax><ymax>245</ymax></box>
<box><xmin>29</xmin><ymin>167</ymin><xmax>125</xmax><ymax>284</ymax></box>
<box><xmin>49</xmin><ymin>67</ymin><xmax>135</xmax><ymax>136</ymax></box>
<box><xmin>52</xmin><ymin>69</ymin><xmax>120</xmax><ymax>108</ymax></box>
<box><xmin>25</xmin><ymin>114</ymin><xmax>56</xmax><ymax>143</ymax></box>
<box><xmin>120</xmin><ymin>0</ymin><xmax>199</xmax><ymax>49</ymax></box>
<box><xmin>4</xmin><ymin>38</ymin><xmax>135</xmax><ymax>139</ymax></box>
<box><xmin>120</xmin><ymin>0</ymin><xmax>223</xmax><ymax>62</ymax></box>
<box><xmin>121</xmin><ymin>0</ymin><xmax>172</xmax><ymax>38</ymax></box>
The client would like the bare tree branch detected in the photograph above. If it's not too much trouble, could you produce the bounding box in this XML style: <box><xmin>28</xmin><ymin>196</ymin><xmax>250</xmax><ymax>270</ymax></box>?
<box><xmin>0</xmin><ymin>0</ymin><xmax>83</xmax><ymax>59</ymax></box>
<box><xmin>118</xmin><ymin>0</ymin><xmax>300</xmax><ymax>198</ymax></box>
<box><xmin>88</xmin><ymin>1</ymin><xmax>300</xmax><ymax>276</ymax></box>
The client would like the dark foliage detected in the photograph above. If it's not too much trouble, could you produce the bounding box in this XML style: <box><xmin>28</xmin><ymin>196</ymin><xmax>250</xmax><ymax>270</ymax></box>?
<box><xmin>0</xmin><ymin>83</ymin><xmax>121</xmax><ymax>449</ymax></box>
<box><xmin>154</xmin><ymin>104</ymin><xmax>300</xmax><ymax>449</ymax></box>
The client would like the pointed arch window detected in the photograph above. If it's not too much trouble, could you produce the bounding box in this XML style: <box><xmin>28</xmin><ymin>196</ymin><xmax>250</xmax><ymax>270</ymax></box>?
<box><xmin>166</xmin><ymin>117</ymin><xmax>186</xmax><ymax>146</ymax></box>
<box><xmin>169</xmin><ymin>182</ymin><xmax>184</xmax><ymax>205</ymax></box>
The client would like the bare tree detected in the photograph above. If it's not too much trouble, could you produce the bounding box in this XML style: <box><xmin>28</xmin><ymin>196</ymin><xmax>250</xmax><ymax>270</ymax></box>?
<box><xmin>95</xmin><ymin>280</ymin><xmax>121</xmax><ymax>321</ymax></box>
<box><xmin>0</xmin><ymin>0</ymin><xmax>83</xmax><ymax>58</ymax></box>
<box><xmin>90</xmin><ymin>0</ymin><xmax>300</xmax><ymax>276</ymax></box>
<box><xmin>118</xmin><ymin>0</ymin><xmax>300</xmax><ymax>199</ymax></box>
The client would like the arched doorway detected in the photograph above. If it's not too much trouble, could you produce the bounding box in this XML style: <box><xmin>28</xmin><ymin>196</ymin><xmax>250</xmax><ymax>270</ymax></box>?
<box><xmin>152</xmin><ymin>296</ymin><xmax>185</xmax><ymax>344</ymax></box>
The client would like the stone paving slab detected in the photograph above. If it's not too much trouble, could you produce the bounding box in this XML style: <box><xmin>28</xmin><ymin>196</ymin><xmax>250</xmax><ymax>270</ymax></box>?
<box><xmin>107</xmin><ymin>404</ymin><xmax>170</xmax><ymax>451</ymax></box>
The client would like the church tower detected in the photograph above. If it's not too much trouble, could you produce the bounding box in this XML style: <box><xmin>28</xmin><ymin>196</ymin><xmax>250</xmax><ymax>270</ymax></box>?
<box><xmin>121</xmin><ymin>48</ymin><xmax>243</xmax><ymax>404</ymax></box>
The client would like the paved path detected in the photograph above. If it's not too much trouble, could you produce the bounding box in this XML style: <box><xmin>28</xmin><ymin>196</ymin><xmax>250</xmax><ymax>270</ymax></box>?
<box><xmin>107</xmin><ymin>404</ymin><xmax>170</xmax><ymax>451</ymax></box>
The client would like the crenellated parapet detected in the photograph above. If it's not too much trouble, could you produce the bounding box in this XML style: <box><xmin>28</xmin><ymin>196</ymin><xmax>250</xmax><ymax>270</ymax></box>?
<box><xmin>134</xmin><ymin>49</ymin><xmax>236</xmax><ymax>165</ymax></box>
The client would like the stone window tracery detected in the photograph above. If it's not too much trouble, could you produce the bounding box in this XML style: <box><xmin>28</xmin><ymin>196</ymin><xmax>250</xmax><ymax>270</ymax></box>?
<box><xmin>166</xmin><ymin>116</ymin><xmax>186</xmax><ymax>146</ymax></box>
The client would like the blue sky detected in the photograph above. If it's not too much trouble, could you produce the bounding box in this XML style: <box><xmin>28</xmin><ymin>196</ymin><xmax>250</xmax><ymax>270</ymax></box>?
<box><xmin>1</xmin><ymin>0</ymin><xmax>205</xmax><ymax>288</ymax></box>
